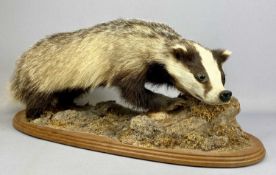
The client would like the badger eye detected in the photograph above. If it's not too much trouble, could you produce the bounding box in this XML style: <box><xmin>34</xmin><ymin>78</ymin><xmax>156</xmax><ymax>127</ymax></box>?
<box><xmin>195</xmin><ymin>73</ymin><xmax>208</xmax><ymax>83</ymax></box>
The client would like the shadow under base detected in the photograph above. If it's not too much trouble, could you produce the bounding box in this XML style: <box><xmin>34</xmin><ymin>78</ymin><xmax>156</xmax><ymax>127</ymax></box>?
<box><xmin>13</xmin><ymin>96</ymin><xmax>265</xmax><ymax>167</ymax></box>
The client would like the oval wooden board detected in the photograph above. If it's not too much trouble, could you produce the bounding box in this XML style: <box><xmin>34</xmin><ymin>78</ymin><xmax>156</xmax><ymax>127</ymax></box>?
<box><xmin>13</xmin><ymin>111</ymin><xmax>265</xmax><ymax>168</ymax></box>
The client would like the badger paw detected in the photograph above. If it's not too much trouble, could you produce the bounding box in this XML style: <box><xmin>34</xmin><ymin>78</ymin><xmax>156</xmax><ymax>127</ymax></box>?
<box><xmin>148</xmin><ymin>97</ymin><xmax>188</xmax><ymax>113</ymax></box>
<box><xmin>165</xmin><ymin>97</ymin><xmax>187</xmax><ymax>112</ymax></box>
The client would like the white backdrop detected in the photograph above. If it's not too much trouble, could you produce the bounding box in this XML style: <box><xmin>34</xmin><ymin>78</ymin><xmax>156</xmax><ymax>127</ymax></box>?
<box><xmin>0</xmin><ymin>0</ymin><xmax>275</xmax><ymax>175</ymax></box>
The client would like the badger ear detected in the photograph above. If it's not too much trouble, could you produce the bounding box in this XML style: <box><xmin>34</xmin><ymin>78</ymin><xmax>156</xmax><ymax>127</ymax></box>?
<box><xmin>171</xmin><ymin>45</ymin><xmax>188</xmax><ymax>60</ymax></box>
<box><xmin>212</xmin><ymin>49</ymin><xmax>232</xmax><ymax>64</ymax></box>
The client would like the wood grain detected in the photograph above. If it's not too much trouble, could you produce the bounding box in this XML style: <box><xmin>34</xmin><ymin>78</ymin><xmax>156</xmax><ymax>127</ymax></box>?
<box><xmin>13</xmin><ymin>110</ymin><xmax>265</xmax><ymax>167</ymax></box>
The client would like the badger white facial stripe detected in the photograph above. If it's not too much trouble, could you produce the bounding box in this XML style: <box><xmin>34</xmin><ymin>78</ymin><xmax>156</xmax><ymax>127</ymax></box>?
<box><xmin>193</xmin><ymin>43</ymin><xmax>225</xmax><ymax>103</ymax></box>
<box><xmin>165</xmin><ymin>58</ymin><xmax>205</xmax><ymax>100</ymax></box>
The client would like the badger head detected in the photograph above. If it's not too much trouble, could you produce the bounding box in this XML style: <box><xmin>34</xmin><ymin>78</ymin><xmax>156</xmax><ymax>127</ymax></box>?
<box><xmin>165</xmin><ymin>41</ymin><xmax>232</xmax><ymax>105</ymax></box>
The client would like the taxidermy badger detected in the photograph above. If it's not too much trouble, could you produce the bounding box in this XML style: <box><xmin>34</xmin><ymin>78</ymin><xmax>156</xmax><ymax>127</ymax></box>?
<box><xmin>10</xmin><ymin>19</ymin><xmax>232</xmax><ymax>119</ymax></box>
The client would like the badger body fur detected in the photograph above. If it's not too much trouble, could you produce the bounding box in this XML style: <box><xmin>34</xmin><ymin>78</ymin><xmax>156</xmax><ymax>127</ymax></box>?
<box><xmin>11</xmin><ymin>19</ymin><xmax>232</xmax><ymax>118</ymax></box>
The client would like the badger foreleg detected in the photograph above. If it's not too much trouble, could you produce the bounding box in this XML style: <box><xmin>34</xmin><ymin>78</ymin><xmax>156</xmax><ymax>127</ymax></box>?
<box><xmin>120</xmin><ymin>86</ymin><xmax>186</xmax><ymax>112</ymax></box>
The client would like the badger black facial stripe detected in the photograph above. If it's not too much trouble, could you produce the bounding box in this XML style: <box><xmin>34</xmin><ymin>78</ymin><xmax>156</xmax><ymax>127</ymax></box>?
<box><xmin>203</xmin><ymin>82</ymin><xmax>212</xmax><ymax>97</ymax></box>
<box><xmin>212</xmin><ymin>50</ymin><xmax>226</xmax><ymax>85</ymax></box>
<box><xmin>172</xmin><ymin>43</ymin><xmax>213</xmax><ymax>91</ymax></box>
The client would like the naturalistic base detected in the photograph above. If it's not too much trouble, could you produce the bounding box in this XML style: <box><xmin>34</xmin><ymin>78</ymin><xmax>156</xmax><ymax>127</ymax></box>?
<box><xmin>13</xmin><ymin>96</ymin><xmax>265</xmax><ymax>167</ymax></box>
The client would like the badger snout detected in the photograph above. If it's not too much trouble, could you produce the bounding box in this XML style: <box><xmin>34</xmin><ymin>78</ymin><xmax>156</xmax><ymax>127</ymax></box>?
<box><xmin>219</xmin><ymin>90</ymin><xmax>232</xmax><ymax>102</ymax></box>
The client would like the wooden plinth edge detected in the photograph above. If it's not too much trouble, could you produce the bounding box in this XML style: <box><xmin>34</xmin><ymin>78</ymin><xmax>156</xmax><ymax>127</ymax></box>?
<box><xmin>13</xmin><ymin>110</ymin><xmax>266</xmax><ymax>168</ymax></box>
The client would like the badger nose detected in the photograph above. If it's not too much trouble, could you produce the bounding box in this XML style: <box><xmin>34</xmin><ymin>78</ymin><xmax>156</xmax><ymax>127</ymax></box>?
<box><xmin>219</xmin><ymin>90</ymin><xmax>232</xmax><ymax>102</ymax></box>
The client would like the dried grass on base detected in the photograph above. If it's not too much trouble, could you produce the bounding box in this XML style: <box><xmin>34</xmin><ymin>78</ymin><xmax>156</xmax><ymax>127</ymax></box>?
<box><xmin>31</xmin><ymin>95</ymin><xmax>249</xmax><ymax>151</ymax></box>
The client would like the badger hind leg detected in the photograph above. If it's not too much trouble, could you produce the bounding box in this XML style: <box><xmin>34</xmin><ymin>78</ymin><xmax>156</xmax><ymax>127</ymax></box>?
<box><xmin>54</xmin><ymin>88</ymin><xmax>90</xmax><ymax>109</ymax></box>
<box><xmin>25</xmin><ymin>91</ymin><xmax>55</xmax><ymax>119</ymax></box>
<box><xmin>25</xmin><ymin>88</ymin><xmax>89</xmax><ymax>119</ymax></box>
